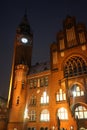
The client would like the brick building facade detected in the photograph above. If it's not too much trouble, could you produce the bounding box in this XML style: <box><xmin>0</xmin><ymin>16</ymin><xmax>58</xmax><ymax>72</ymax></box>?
<box><xmin>6</xmin><ymin>15</ymin><xmax>87</xmax><ymax>130</ymax></box>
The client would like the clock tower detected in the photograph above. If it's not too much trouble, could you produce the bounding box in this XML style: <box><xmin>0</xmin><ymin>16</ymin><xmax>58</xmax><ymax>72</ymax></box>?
<box><xmin>7</xmin><ymin>13</ymin><xmax>33</xmax><ymax>130</ymax></box>
<box><xmin>14</xmin><ymin>13</ymin><xmax>33</xmax><ymax>67</ymax></box>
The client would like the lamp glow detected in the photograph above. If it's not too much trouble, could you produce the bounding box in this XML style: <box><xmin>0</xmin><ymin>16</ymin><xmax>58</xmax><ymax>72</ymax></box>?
<box><xmin>24</xmin><ymin>107</ymin><xmax>29</xmax><ymax>119</ymax></box>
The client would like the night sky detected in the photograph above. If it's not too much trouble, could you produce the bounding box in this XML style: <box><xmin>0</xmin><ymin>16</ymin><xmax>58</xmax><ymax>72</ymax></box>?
<box><xmin>0</xmin><ymin>0</ymin><xmax>87</xmax><ymax>98</ymax></box>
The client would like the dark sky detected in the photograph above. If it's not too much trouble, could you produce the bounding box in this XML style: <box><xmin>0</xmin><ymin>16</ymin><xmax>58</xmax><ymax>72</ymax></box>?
<box><xmin>0</xmin><ymin>0</ymin><xmax>87</xmax><ymax>98</ymax></box>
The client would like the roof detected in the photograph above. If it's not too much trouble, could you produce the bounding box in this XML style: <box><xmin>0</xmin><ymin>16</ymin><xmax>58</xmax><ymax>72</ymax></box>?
<box><xmin>0</xmin><ymin>96</ymin><xmax>7</xmax><ymax>108</ymax></box>
<box><xmin>29</xmin><ymin>61</ymin><xmax>50</xmax><ymax>74</ymax></box>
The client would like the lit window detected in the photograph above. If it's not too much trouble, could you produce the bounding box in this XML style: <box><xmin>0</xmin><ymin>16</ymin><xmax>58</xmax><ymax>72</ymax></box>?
<box><xmin>80</xmin><ymin>127</ymin><xmax>86</xmax><ymax>130</ymax></box>
<box><xmin>75</xmin><ymin>106</ymin><xmax>87</xmax><ymax>119</ymax></box>
<box><xmin>52</xmin><ymin>51</ymin><xmax>58</xmax><ymax>67</ymax></box>
<box><xmin>70</xmin><ymin>126</ymin><xmax>74</xmax><ymax>130</ymax></box>
<box><xmin>29</xmin><ymin>110</ymin><xmax>36</xmax><ymax>121</ymax></box>
<box><xmin>40</xmin><ymin>109</ymin><xmax>50</xmax><ymax>121</ymax></box>
<box><xmin>57</xmin><ymin>107</ymin><xmax>68</xmax><ymax>120</ymax></box>
<box><xmin>56</xmin><ymin>89</ymin><xmax>66</xmax><ymax>101</ymax></box>
<box><xmin>37</xmin><ymin>78</ymin><xmax>40</xmax><ymax>87</ymax></box>
<box><xmin>72</xmin><ymin>84</ymin><xmax>84</xmax><ymax>97</ymax></box>
<box><xmin>41</xmin><ymin>91</ymin><xmax>49</xmax><ymax>104</ymax></box>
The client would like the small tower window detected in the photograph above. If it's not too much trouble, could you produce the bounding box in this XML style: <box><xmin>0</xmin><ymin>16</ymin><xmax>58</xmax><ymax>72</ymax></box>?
<box><xmin>16</xmin><ymin>96</ymin><xmax>19</xmax><ymax>105</ymax></box>
<box><xmin>22</xmin><ymin>81</ymin><xmax>25</xmax><ymax>89</ymax></box>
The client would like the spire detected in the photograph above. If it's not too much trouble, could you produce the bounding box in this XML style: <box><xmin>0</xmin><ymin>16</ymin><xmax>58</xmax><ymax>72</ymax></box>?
<box><xmin>16</xmin><ymin>11</ymin><xmax>31</xmax><ymax>35</ymax></box>
<box><xmin>24</xmin><ymin>8</ymin><xmax>27</xmax><ymax>16</ymax></box>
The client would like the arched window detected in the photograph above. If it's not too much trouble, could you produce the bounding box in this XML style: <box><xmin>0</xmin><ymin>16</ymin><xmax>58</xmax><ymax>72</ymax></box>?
<box><xmin>64</xmin><ymin>56</ymin><xmax>87</xmax><ymax>78</ymax></box>
<box><xmin>70</xmin><ymin>126</ymin><xmax>74</xmax><ymax>130</ymax></box>
<box><xmin>28</xmin><ymin>110</ymin><xmax>36</xmax><ymax>121</ymax></box>
<box><xmin>80</xmin><ymin>127</ymin><xmax>87</xmax><ymax>130</ymax></box>
<box><xmin>71</xmin><ymin>84</ymin><xmax>84</xmax><ymax>97</ymax></box>
<box><xmin>56</xmin><ymin>89</ymin><xmax>66</xmax><ymax>101</ymax></box>
<box><xmin>75</xmin><ymin>105</ymin><xmax>87</xmax><ymax>119</ymax></box>
<box><xmin>41</xmin><ymin>91</ymin><xmax>49</xmax><ymax>104</ymax></box>
<box><xmin>40</xmin><ymin>109</ymin><xmax>50</xmax><ymax>121</ymax></box>
<box><xmin>57</xmin><ymin>107</ymin><xmax>68</xmax><ymax>120</ymax></box>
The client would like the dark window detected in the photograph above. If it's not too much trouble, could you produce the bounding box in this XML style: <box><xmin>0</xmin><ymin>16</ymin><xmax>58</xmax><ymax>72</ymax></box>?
<box><xmin>30</xmin><ymin>96</ymin><xmax>36</xmax><ymax>106</ymax></box>
<box><xmin>40</xmin><ymin>127</ymin><xmax>44</xmax><ymax>130</ymax></box>
<box><xmin>16</xmin><ymin>96</ymin><xmax>19</xmax><ymax>105</ymax></box>
<box><xmin>40</xmin><ymin>78</ymin><xmax>44</xmax><ymax>87</ymax></box>
<box><xmin>27</xmin><ymin>128</ymin><xmax>31</xmax><ymax>130</ymax></box>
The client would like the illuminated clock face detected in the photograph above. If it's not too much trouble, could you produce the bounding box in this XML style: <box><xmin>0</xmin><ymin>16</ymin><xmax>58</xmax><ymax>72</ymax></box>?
<box><xmin>21</xmin><ymin>37</ymin><xmax>28</xmax><ymax>44</ymax></box>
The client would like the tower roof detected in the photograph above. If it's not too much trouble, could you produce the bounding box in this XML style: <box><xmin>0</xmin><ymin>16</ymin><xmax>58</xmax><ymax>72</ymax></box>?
<box><xmin>16</xmin><ymin>13</ymin><xmax>31</xmax><ymax>35</ymax></box>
